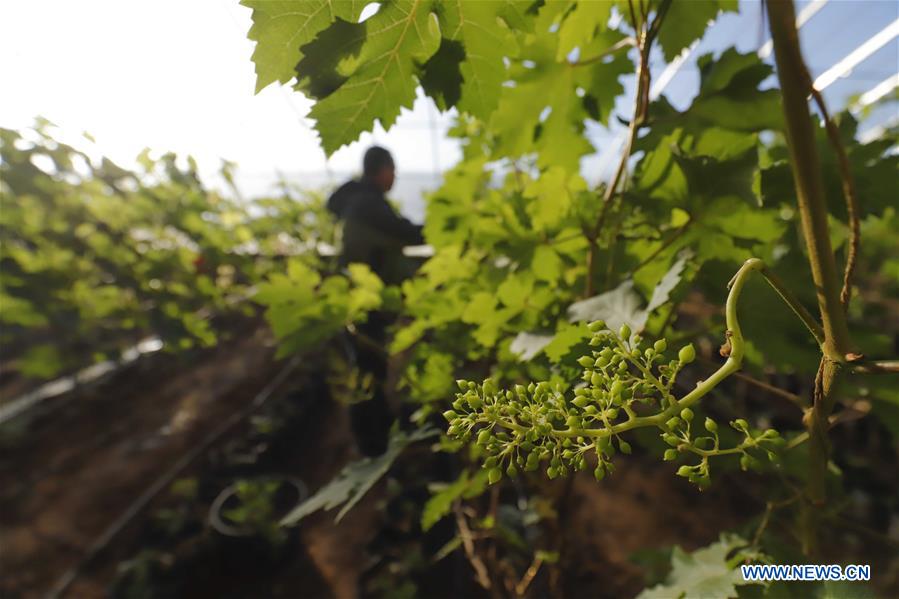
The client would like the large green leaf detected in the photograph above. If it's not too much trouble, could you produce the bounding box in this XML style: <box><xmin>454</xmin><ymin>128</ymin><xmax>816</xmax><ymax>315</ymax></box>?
<box><xmin>421</xmin><ymin>468</ymin><xmax>488</xmax><ymax>531</ymax></box>
<box><xmin>243</xmin><ymin>0</ymin><xmax>367</xmax><ymax>93</ymax></box>
<box><xmin>437</xmin><ymin>1</ymin><xmax>519</xmax><ymax>119</ymax></box>
<box><xmin>282</xmin><ymin>427</ymin><xmax>438</xmax><ymax>525</ymax></box>
<box><xmin>308</xmin><ymin>0</ymin><xmax>441</xmax><ymax>154</ymax></box>
<box><xmin>657</xmin><ymin>0</ymin><xmax>737</xmax><ymax>62</ymax></box>
<box><xmin>638</xmin><ymin>534</ymin><xmax>763</xmax><ymax>599</ymax></box>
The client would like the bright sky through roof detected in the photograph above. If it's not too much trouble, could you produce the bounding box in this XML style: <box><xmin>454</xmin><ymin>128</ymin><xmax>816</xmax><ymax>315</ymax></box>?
<box><xmin>2</xmin><ymin>0</ymin><xmax>896</xmax><ymax>210</ymax></box>
<box><xmin>0</xmin><ymin>1</ymin><xmax>460</xmax><ymax>196</ymax></box>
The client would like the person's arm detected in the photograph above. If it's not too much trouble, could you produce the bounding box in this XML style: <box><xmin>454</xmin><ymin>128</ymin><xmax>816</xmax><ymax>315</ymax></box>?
<box><xmin>356</xmin><ymin>196</ymin><xmax>424</xmax><ymax>246</ymax></box>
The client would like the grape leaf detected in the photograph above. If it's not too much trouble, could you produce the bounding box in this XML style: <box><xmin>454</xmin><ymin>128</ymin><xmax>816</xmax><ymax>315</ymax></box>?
<box><xmin>532</xmin><ymin>245</ymin><xmax>563</xmax><ymax>282</ymax></box>
<box><xmin>243</xmin><ymin>0</ymin><xmax>366</xmax><ymax>93</ymax></box>
<box><xmin>294</xmin><ymin>17</ymin><xmax>367</xmax><ymax>99</ymax></box>
<box><xmin>510</xmin><ymin>331</ymin><xmax>555</xmax><ymax>361</ymax></box>
<box><xmin>657</xmin><ymin>0</ymin><xmax>737</xmax><ymax>63</ymax></box>
<box><xmin>282</xmin><ymin>427</ymin><xmax>438</xmax><ymax>525</ymax></box>
<box><xmin>568</xmin><ymin>279</ymin><xmax>648</xmax><ymax>333</ymax></box>
<box><xmin>638</xmin><ymin>533</ymin><xmax>763</xmax><ymax>599</ymax></box>
<box><xmin>523</xmin><ymin>166</ymin><xmax>587</xmax><ymax>230</ymax></box>
<box><xmin>309</xmin><ymin>0</ymin><xmax>441</xmax><ymax>154</ymax></box>
<box><xmin>419</xmin><ymin>37</ymin><xmax>465</xmax><ymax>110</ymax></box>
<box><xmin>646</xmin><ymin>250</ymin><xmax>691</xmax><ymax>313</ymax></box>
<box><xmin>421</xmin><ymin>469</ymin><xmax>488</xmax><ymax>531</ymax></box>
<box><xmin>544</xmin><ymin>322</ymin><xmax>590</xmax><ymax>363</ymax></box>
<box><xmin>437</xmin><ymin>1</ymin><xmax>519</xmax><ymax>119</ymax></box>
<box><xmin>557</xmin><ymin>0</ymin><xmax>612</xmax><ymax>60</ymax></box>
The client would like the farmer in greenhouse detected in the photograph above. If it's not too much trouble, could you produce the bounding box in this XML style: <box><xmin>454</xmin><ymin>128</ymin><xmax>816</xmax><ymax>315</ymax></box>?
<box><xmin>327</xmin><ymin>146</ymin><xmax>424</xmax><ymax>456</ymax></box>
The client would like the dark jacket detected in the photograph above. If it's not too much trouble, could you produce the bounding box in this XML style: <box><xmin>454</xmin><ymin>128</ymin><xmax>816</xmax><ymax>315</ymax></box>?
<box><xmin>327</xmin><ymin>179</ymin><xmax>424</xmax><ymax>285</ymax></box>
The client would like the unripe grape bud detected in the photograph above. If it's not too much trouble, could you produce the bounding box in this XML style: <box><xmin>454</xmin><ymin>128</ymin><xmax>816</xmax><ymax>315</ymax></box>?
<box><xmin>664</xmin><ymin>449</ymin><xmax>677</xmax><ymax>461</ymax></box>
<box><xmin>456</xmin><ymin>379</ymin><xmax>468</xmax><ymax>391</ymax></box>
<box><xmin>732</xmin><ymin>418</ymin><xmax>749</xmax><ymax>431</ymax></box>
<box><xmin>487</xmin><ymin>467</ymin><xmax>503</xmax><ymax>485</ymax></box>
<box><xmin>588</xmin><ymin>320</ymin><xmax>606</xmax><ymax>332</ymax></box>
<box><xmin>577</xmin><ymin>356</ymin><xmax>594</xmax><ymax>368</ymax></box>
<box><xmin>572</xmin><ymin>396</ymin><xmax>588</xmax><ymax>408</ymax></box>
<box><xmin>654</xmin><ymin>339</ymin><xmax>667</xmax><ymax>353</ymax></box>
<box><xmin>477</xmin><ymin>429</ymin><xmax>491</xmax><ymax>445</ymax></box>
<box><xmin>619</xmin><ymin>324</ymin><xmax>631</xmax><ymax>340</ymax></box>
<box><xmin>593</xmin><ymin>466</ymin><xmax>605</xmax><ymax>481</ymax></box>
<box><xmin>468</xmin><ymin>394</ymin><xmax>483</xmax><ymax>409</ymax></box>
<box><xmin>482</xmin><ymin>379</ymin><xmax>497</xmax><ymax>396</ymax></box>
<box><xmin>610</xmin><ymin>380</ymin><xmax>623</xmax><ymax>397</ymax></box>
<box><xmin>506</xmin><ymin>463</ymin><xmax>518</xmax><ymax>478</ymax></box>
<box><xmin>678</xmin><ymin>344</ymin><xmax>696</xmax><ymax>364</ymax></box>
<box><xmin>680</xmin><ymin>408</ymin><xmax>694</xmax><ymax>422</ymax></box>
<box><xmin>663</xmin><ymin>433</ymin><xmax>680</xmax><ymax>446</ymax></box>
<box><xmin>676</xmin><ymin>465</ymin><xmax>692</xmax><ymax>477</ymax></box>
<box><xmin>619</xmin><ymin>440</ymin><xmax>632</xmax><ymax>454</ymax></box>
<box><xmin>443</xmin><ymin>410</ymin><xmax>458</xmax><ymax>422</ymax></box>
<box><xmin>704</xmin><ymin>417</ymin><xmax>718</xmax><ymax>433</ymax></box>
<box><xmin>591</xmin><ymin>372</ymin><xmax>603</xmax><ymax>387</ymax></box>
<box><xmin>546</xmin><ymin>466</ymin><xmax>558</xmax><ymax>479</ymax></box>
<box><xmin>666</xmin><ymin>417</ymin><xmax>681</xmax><ymax>430</ymax></box>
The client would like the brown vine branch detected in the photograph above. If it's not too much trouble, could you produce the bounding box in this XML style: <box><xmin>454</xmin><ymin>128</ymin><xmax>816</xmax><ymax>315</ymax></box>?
<box><xmin>766</xmin><ymin>0</ymin><xmax>858</xmax><ymax>556</ymax></box>
<box><xmin>570</xmin><ymin>37</ymin><xmax>635</xmax><ymax>67</ymax></box>
<box><xmin>807</xmin><ymin>85</ymin><xmax>861</xmax><ymax>311</ymax></box>
<box><xmin>453</xmin><ymin>501</ymin><xmax>492</xmax><ymax>590</ymax></box>
<box><xmin>585</xmin><ymin>0</ymin><xmax>672</xmax><ymax>297</ymax></box>
<box><xmin>514</xmin><ymin>553</ymin><xmax>545</xmax><ymax>597</ymax></box>
<box><xmin>850</xmin><ymin>360</ymin><xmax>899</xmax><ymax>374</ymax></box>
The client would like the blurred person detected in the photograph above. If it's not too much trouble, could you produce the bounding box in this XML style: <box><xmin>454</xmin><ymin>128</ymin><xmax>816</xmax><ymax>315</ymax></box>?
<box><xmin>327</xmin><ymin>146</ymin><xmax>423</xmax><ymax>456</ymax></box>
<box><xmin>326</xmin><ymin>146</ymin><xmax>423</xmax><ymax>284</ymax></box>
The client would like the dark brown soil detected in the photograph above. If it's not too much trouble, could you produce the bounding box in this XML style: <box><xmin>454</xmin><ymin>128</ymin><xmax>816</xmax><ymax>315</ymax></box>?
<box><xmin>0</xmin><ymin>323</ymin><xmax>282</xmax><ymax>597</ymax></box>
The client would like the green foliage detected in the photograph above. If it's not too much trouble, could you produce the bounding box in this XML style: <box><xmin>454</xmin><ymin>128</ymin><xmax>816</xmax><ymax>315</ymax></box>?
<box><xmin>657</xmin><ymin>1</ymin><xmax>737</xmax><ymax>62</ymax></box>
<box><xmin>421</xmin><ymin>468</ymin><xmax>488</xmax><ymax>532</ymax></box>
<box><xmin>222</xmin><ymin>479</ymin><xmax>287</xmax><ymax>545</ymax></box>
<box><xmin>240</xmin><ymin>0</ymin><xmax>899</xmax><ymax>588</ymax></box>
<box><xmin>281</xmin><ymin>427</ymin><xmax>437</xmax><ymax>525</ymax></box>
<box><xmin>255</xmin><ymin>259</ymin><xmax>386</xmax><ymax>358</ymax></box>
<box><xmin>0</xmin><ymin>122</ymin><xmax>334</xmax><ymax>380</ymax></box>
<box><xmin>637</xmin><ymin>534</ymin><xmax>764</xmax><ymax>599</ymax></box>
<box><xmin>242</xmin><ymin>0</ymin><xmax>367</xmax><ymax>93</ymax></box>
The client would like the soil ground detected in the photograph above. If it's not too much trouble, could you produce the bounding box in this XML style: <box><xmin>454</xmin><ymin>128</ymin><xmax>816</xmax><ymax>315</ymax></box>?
<box><xmin>3</xmin><ymin>322</ymin><xmax>895</xmax><ymax>598</ymax></box>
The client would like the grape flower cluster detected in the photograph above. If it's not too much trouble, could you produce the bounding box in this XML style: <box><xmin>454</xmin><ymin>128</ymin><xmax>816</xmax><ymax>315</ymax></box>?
<box><xmin>443</xmin><ymin>321</ymin><xmax>785</xmax><ymax>488</ymax></box>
